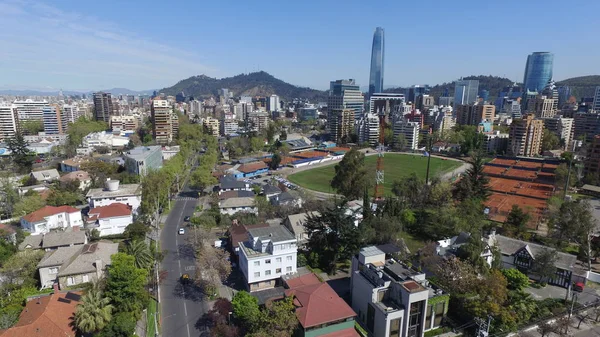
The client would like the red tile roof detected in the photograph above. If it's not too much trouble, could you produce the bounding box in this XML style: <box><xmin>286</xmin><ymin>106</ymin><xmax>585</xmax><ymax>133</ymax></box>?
<box><xmin>87</xmin><ymin>203</ymin><xmax>132</xmax><ymax>221</ymax></box>
<box><xmin>285</xmin><ymin>274</ymin><xmax>356</xmax><ymax>329</ymax></box>
<box><xmin>285</xmin><ymin>273</ymin><xmax>321</xmax><ymax>289</ymax></box>
<box><xmin>320</xmin><ymin>327</ymin><xmax>361</xmax><ymax>337</ymax></box>
<box><xmin>22</xmin><ymin>206</ymin><xmax>80</xmax><ymax>223</ymax></box>
<box><xmin>0</xmin><ymin>291</ymin><xmax>81</xmax><ymax>337</ymax></box>
<box><xmin>238</xmin><ymin>162</ymin><xmax>267</xmax><ymax>173</ymax></box>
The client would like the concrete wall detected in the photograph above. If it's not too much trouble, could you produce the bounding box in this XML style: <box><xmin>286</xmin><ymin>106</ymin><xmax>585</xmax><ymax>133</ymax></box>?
<box><xmin>90</xmin><ymin>195</ymin><xmax>141</xmax><ymax>215</ymax></box>
<box><xmin>96</xmin><ymin>215</ymin><xmax>133</xmax><ymax>236</ymax></box>
<box><xmin>58</xmin><ymin>271</ymin><xmax>98</xmax><ymax>289</ymax></box>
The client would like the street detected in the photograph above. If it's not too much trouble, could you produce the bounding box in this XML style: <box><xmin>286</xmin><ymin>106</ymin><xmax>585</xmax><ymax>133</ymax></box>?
<box><xmin>160</xmin><ymin>186</ymin><xmax>211</xmax><ymax>337</ymax></box>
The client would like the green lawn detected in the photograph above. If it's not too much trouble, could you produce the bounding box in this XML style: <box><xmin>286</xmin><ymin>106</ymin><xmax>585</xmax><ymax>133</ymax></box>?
<box><xmin>288</xmin><ymin>154</ymin><xmax>463</xmax><ymax>196</ymax></box>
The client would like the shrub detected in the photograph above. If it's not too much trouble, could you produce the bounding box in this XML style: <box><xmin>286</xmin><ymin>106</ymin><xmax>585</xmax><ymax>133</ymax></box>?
<box><xmin>501</xmin><ymin>268</ymin><xmax>529</xmax><ymax>291</ymax></box>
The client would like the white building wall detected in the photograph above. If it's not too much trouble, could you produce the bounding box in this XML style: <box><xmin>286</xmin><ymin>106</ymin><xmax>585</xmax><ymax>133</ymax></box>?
<box><xmin>21</xmin><ymin>211</ymin><xmax>83</xmax><ymax>235</ymax></box>
<box><xmin>219</xmin><ymin>206</ymin><xmax>258</xmax><ymax>216</ymax></box>
<box><xmin>96</xmin><ymin>215</ymin><xmax>133</xmax><ymax>236</ymax></box>
<box><xmin>89</xmin><ymin>195</ymin><xmax>141</xmax><ymax>214</ymax></box>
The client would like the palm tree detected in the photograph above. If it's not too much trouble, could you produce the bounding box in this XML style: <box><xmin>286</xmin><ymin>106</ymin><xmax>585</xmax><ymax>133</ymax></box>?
<box><xmin>73</xmin><ymin>288</ymin><xmax>114</xmax><ymax>334</ymax></box>
<box><xmin>125</xmin><ymin>240</ymin><xmax>153</xmax><ymax>270</ymax></box>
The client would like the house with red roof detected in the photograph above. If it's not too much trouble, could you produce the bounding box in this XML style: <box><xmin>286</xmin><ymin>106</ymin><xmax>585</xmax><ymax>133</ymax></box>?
<box><xmin>20</xmin><ymin>206</ymin><xmax>83</xmax><ymax>236</ymax></box>
<box><xmin>86</xmin><ymin>203</ymin><xmax>133</xmax><ymax>236</ymax></box>
<box><xmin>284</xmin><ymin>273</ymin><xmax>359</xmax><ymax>337</ymax></box>
<box><xmin>0</xmin><ymin>285</ymin><xmax>80</xmax><ymax>337</ymax></box>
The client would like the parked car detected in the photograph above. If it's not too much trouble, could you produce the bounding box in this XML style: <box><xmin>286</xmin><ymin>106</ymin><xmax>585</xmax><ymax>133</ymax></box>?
<box><xmin>178</xmin><ymin>228</ymin><xmax>185</xmax><ymax>235</ymax></box>
<box><xmin>184</xmin><ymin>216</ymin><xmax>191</xmax><ymax>222</ymax></box>
<box><xmin>573</xmin><ymin>282</ymin><xmax>585</xmax><ymax>292</ymax></box>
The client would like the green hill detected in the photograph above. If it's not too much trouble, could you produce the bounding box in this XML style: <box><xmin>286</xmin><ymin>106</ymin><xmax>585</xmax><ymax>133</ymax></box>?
<box><xmin>556</xmin><ymin>75</ymin><xmax>600</xmax><ymax>99</ymax></box>
<box><xmin>159</xmin><ymin>71</ymin><xmax>327</xmax><ymax>101</ymax></box>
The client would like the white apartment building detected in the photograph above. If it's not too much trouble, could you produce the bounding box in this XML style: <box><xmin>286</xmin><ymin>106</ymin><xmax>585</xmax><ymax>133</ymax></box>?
<box><xmin>357</xmin><ymin>113</ymin><xmax>380</xmax><ymax>147</ymax></box>
<box><xmin>220</xmin><ymin>113</ymin><xmax>238</xmax><ymax>136</ymax></box>
<box><xmin>268</xmin><ymin>95</ymin><xmax>280</xmax><ymax>112</ymax></box>
<box><xmin>189</xmin><ymin>100</ymin><xmax>202</xmax><ymax>115</ymax></box>
<box><xmin>86</xmin><ymin>180</ymin><xmax>142</xmax><ymax>214</ymax></box>
<box><xmin>202</xmin><ymin>117</ymin><xmax>220</xmax><ymax>137</ymax></box>
<box><xmin>13</xmin><ymin>99</ymin><xmax>49</xmax><ymax>121</ymax></box>
<box><xmin>543</xmin><ymin>116</ymin><xmax>574</xmax><ymax>150</ymax></box>
<box><xmin>82</xmin><ymin>131</ymin><xmax>130</xmax><ymax>150</ymax></box>
<box><xmin>248</xmin><ymin>112</ymin><xmax>270</xmax><ymax>133</ymax></box>
<box><xmin>21</xmin><ymin>205</ymin><xmax>84</xmax><ymax>235</ymax></box>
<box><xmin>393</xmin><ymin>120</ymin><xmax>420</xmax><ymax>150</ymax></box>
<box><xmin>61</xmin><ymin>104</ymin><xmax>83</xmax><ymax>127</ymax></box>
<box><xmin>86</xmin><ymin>203</ymin><xmax>133</xmax><ymax>236</ymax></box>
<box><xmin>238</xmin><ymin>226</ymin><xmax>297</xmax><ymax>291</ymax></box>
<box><xmin>593</xmin><ymin>86</ymin><xmax>600</xmax><ymax>112</ymax></box>
<box><xmin>0</xmin><ymin>104</ymin><xmax>18</xmax><ymax>140</ymax></box>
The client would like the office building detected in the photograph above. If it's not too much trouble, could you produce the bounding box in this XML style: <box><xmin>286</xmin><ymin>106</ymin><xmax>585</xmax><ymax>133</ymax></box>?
<box><xmin>0</xmin><ymin>104</ymin><xmax>18</xmax><ymax>141</ymax></box>
<box><xmin>202</xmin><ymin>116</ymin><xmax>220</xmax><ymax>137</ymax></box>
<box><xmin>543</xmin><ymin>116</ymin><xmax>574</xmax><ymax>150</ymax></box>
<box><xmin>508</xmin><ymin>114</ymin><xmax>543</xmax><ymax>157</ymax></box>
<box><xmin>406</xmin><ymin>85</ymin><xmax>431</xmax><ymax>104</ymax></box>
<box><xmin>267</xmin><ymin>95</ymin><xmax>280</xmax><ymax>112</ymax></box>
<box><xmin>42</xmin><ymin>105</ymin><xmax>64</xmax><ymax>135</ymax></box>
<box><xmin>438</xmin><ymin>96</ymin><xmax>453</xmax><ymax>107</ymax></box>
<box><xmin>558</xmin><ymin>86</ymin><xmax>571</xmax><ymax>107</ymax></box>
<box><xmin>369</xmin><ymin>93</ymin><xmax>406</xmax><ymax>123</ymax></box>
<box><xmin>151</xmin><ymin>99</ymin><xmax>177</xmax><ymax>145</ymax></box>
<box><xmin>593</xmin><ymin>87</ymin><xmax>600</xmax><ymax>112</ymax></box>
<box><xmin>453</xmin><ymin>80</ymin><xmax>479</xmax><ymax>107</ymax></box>
<box><xmin>369</xmin><ymin>27</ymin><xmax>385</xmax><ymax>97</ymax></box>
<box><xmin>393</xmin><ymin>120</ymin><xmax>420</xmax><ymax>150</ymax></box>
<box><xmin>93</xmin><ymin>92</ymin><xmax>114</xmax><ymax>122</ymax></box>
<box><xmin>123</xmin><ymin>146</ymin><xmax>163</xmax><ymax>176</ymax></box>
<box><xmin>328</xmin><ymin>109</ymin><xmax>355</xmax><ymax>144</ymax></box>
<box><xmin>573</xmin><ymin>112</ymin><xmax>600</xmax><ymax>143</ymax></box>
<box><xmin>416</xmin><ymin>95</ymin><xmax>435</xmax><ymax>111</ymax></box>
<box><xmin>357</xmin><ymin>113</ymin><xmax>380</xmax><ymax>147</ymax></box>
<box><xmin>298</xmin><ymin>105</ymin><xmax>318</xmax><ymax>121</ymax></box>
<box><xmin>523</xmin><ymin>52</ymin><xmax>554</xmax><ymax>93</ymax></box>
<box><xmin>329</xmin><ymin>79</ymin><xmax>364</xmax><ymax>120</ymax></box>
<box><xmin>350</xmin><ymin>246</ymin><xmax>448</xmax><ymax>337</ymax></box>
<box><xmin>527</xmin><ymin>95</ymin><xmax>558</xmax><ymax>118</ymax></box>
<box><xmin>238</xmin><ymin>226</ymin><xmax>297</xmax><ymax>291</ymax></box>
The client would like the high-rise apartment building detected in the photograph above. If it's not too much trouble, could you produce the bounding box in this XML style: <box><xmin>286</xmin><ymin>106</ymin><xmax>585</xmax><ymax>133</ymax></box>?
<box><xmin>110</xmin><ymin>115</ymin><xmax>139</xmax><ymax>133</ymax></box>
<box><xmin>455</xmin><ymin>104</ymin><xmax>495</xmax><ymax>126</ymax></box>
<box><xmin>328</xmin><ymin>79</ymin><xmax>364</xmax><ymax>120</ymax></box>
<box><xmin>357</xmin><ymin>113</ymin><xmax>380</xmax><ymax>147</ymax></box>
<box><xmin>393</xmin><ymin>120</ymin><xmax>420</xmax><ymax>150</ymax></box>
<box><xmin>508</xmin><ymin>114</ymin><xmax>543</xmax><ymax>157</ymax></box>
<box><xmin>0</xmin><ymin>104</ymin><xmax>18</xmax><ymax>141</ymax></box>
<box><xmin>220</xmin><ymin>113</ymin><xmax>238</xmax><ymax>136</ymax></box>
<box><xmin>593</xmin><ymin>87</ymin><xmax>600</xmax><ymax>112</ymax></box>
<box><xmin>453</xmin><ymin>80</ymin><xmax>479</xmax><ymax>107</ymax></box>
<box><xmin>369</xmin><ymin>93</ymin><xmax>405</xmax><ymax>123</ymax></box>
<box><xmin>93</xmin><ymin>92</ymin><xmax>114</xmax><ymax>122</ymax></box>
<box><xmin>543</xmin><ymin>116</ymin><xmax>574</xmax><ymax>150</ymax></box>
<box><xmin>523</xmin><ymin>52</ymin><xmax>554</xmax><ymax>93</ymax></box>
<box><xmin>267</xmin><ymin>95</ymin><xmax>280</xmax><ymax>112</ymax></box>
<box><xmin>248</xmin><ymin>112</ymin><xmax>270</xmax><ymax>134</ymax></box>
<box><xmin>527</xmin><ymin>95</ymin><xmax>558</xmax><ymax>118</ymax></box>
<box><xmin>584</xmin><ymin>135</ymin><xmax>600</xmax><ymax>182</ymax></box>
<box><xmin>189</xmin><ymin>100</ymin><xmax>202</xmax><ymax>115</ymax></box>
<box><xmin>406</xmin><ymin>85</ymin><xmax>431</xmax><ymax>104</ymax></box>
<box><xmin>574</xmin><ymin>112</ymin><xmax>600</xmax><ymax>144</ymax></box>
<box><xmin>42</xmin><ymin>105</ymin><xmax>64</xmax><ymax>135</ymax></box>
<box><xmin>368</xmin><ymin>27</ymin><xmax>385</xmax><ymax>97</ymax></box>
<box><xmin>328</xmin><ymin>109</ymin><xmax>355</xmax><ymax>144</ymax></box>
<box><xmin>202</xmin><ymin>117</ymin><xmax>220</xmax><ymax>137</ymax></box>
<box><xmin>60</xmin><ymin>104</ymin><xmax>81</xmax><ymax>128</ymax></box>
<box><xmin>151</xmin><ymin>99</ymin><xmax>177</xmax><ymax>145</ymax></box>
<box><xmin>13</xmin><ymin>99</ymin><xmax>48</xmax><ymax>121</ymax></box>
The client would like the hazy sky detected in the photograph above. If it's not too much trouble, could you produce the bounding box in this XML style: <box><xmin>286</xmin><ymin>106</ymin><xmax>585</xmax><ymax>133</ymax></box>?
<box><xmin>0</xmin><ymin>0</ymin><xmax>598</xmax><ymax>91</ymax></box>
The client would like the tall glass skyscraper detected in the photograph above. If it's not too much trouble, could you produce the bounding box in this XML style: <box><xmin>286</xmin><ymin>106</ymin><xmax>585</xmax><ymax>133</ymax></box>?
<box><xmin>523</xmin><ymin>52</ymin><xmax>554</xmax><ymax>93</ymax></box>
<box><xmin>369</xmin><ymin>27</ymin><xmax>385</xmax><ymax>97</ymax></box>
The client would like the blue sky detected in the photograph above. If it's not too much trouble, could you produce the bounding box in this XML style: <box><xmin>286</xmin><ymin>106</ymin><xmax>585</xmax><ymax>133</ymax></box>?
<box><xmin>0</xmin><ymin>0</ymin><xmax>598</xmax><ymax>91</ymax></box>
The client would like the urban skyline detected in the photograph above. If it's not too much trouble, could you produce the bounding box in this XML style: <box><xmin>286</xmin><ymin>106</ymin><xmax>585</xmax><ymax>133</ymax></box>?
<box><xmin>1</xmin><ymin>0</ymin><xmax>598</xmax><ymax>91</ymax></box>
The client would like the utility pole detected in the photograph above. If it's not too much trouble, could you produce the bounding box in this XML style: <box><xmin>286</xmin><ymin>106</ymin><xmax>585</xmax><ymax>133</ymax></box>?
<box><xmin>566</xmin><ymin>292</ymin><xmax>578</xmax><ymax>334</ymax></box>
<box><xmin>563</xmin><ymin>141</ymin><xmax>577</xmax><ymax>200</ymax></box>
<box><xmin>425</xmin><ymin>131</ymin><xmax>433</xmax><ymax>185</ymax></box>
<box><xmin>475</xmin><ymin>316</ymin><xmax>492</xmax><ymax>337</ymax></box>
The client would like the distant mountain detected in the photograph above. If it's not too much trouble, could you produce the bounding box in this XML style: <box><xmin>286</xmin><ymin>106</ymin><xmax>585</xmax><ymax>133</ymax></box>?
<box><xmin>556</xmin><ymin>75</ymin><xmax>600</xmax><ymax>99</ymax></box>
<box><xmin>159</xmin><ymin>71</ymin><xmax>327</xmax><ymax>101</ymax></box>
<box><xmin>0</xmin><ymin>88</ymin><xmax>154</xmax><ymax>96</ymax></box>
<box><xmin>97</xmin><ymin>88</ymin><xmax>155</xmax><ymax>95</ymax></box>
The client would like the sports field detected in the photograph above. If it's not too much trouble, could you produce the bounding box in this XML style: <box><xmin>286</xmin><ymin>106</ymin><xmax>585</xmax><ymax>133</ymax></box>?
<box><xmin>287</xmin><ymin>153</ymin><xmax>463</xmax><ymax>195</ymax></box>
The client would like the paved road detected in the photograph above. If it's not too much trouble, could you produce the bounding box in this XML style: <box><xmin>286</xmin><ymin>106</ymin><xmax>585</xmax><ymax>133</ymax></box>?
<box><xmin>160</xmin><ymin>187</ymin><xmax>211</xmax><ymax>337</ymax></box>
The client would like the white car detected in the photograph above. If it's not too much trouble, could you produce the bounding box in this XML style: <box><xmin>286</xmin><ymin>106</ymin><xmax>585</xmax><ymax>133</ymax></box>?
<box><xmin>178</xmin><ymin>228</ymin><xmax>185</xmax><ymax>235</ymax></box>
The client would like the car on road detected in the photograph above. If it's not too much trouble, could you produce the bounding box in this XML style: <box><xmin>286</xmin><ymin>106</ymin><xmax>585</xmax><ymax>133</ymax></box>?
<box><xmin>178</xmin><ymin>228</ymin><xmax>185</xmax><ymax>235</ymax></box>
<box><xmin>180</xmin><ymin>273</ymin><xmax>191</xmax><ymax>284</ymax></box>
<box><xmin>573</xmin><ymin>282</ymin><xmax>585</xmax><ymax>292</ymax></box>
<box><xmin>184</xmin><ymin>216</ymin><xmax>191</xmax><ymax>222</ymax></box>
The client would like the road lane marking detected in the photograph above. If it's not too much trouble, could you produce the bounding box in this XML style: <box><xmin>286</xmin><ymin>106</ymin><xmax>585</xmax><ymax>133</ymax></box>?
<box><xmin>173</xmin><ymin>198</ymin><xmax>192</xmax><ymax>337</ymax></box>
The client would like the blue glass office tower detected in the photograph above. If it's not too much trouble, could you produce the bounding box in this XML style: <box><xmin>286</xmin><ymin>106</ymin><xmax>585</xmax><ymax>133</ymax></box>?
<box><xmin>369</xmin><ymin>27</ymin><xmax>385</xmax><ymax>97</ymax></box>
<box><xmin>523</xmin><ymin>52</ymin><xmax>554</xmax><ymax>93</ymax></box>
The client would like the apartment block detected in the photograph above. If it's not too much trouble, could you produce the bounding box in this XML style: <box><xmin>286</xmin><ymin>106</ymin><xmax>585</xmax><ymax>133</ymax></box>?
<box><xmin>110</xmin><ymin>115</ymin><xmax>139</xmax><ymax>133</ymax></box>
<box><xmin>393</xmin><ymin>120</ymin><xmax>420</xmax><ymax>150</ymax></box>
<box><xmin>369</xmin><ymin>93</ymin><xmax>406</xmax><ymax>123</ymax></box>
<box><xmin>542</xmin><ymin>116</ymin><xmax>574</xmax><ymax>150</ymax></box>
<box><xmin>351</xmin><ymin>246</ymin><xmax>448</xmax><ymax>337</ymax></box>
<box><xmin>0</xmin><ymin>104</ymin><xmax>18</xmax><ymax>140</ymax></box>
<box><xmin>528</xmin><ymin>96</ymin><xmax>558</xmax><ymax>118</ymax></box>
<box><xmin>328</xmin><ymin>108</ymin><xmax>355</xmax><ymax>144</ymax></box>
<box><xmin>13</xmin><ymin>99</ymin><xmax>48</xmax><ymax>121</ymax></box>
<box><xmin>220</xmin><ymin>113</ymin><xmax>238</xmax><ymax>136</ymax></box>
<box><xmin>151</xmin><ymin>99</ymin><xmax>177</xmax><ymax>145</ymax></box>
<box><xmin>202</xmin><ymin>116</ymin><xmax>220</xmax><ymax>137</ymax></box>
<box><xmin>508</xmin><ymin>114</ymin><xmax>543</xmax><ymax>157</ymax></box>
<box><xmin>455</xmin><ymin>103</ymin><xmax>495</xmax><ymax>126</ymax></box>
<box><xmin>585</xmin><ymin>135</ymin><xmax>600</xmax><ymax>181</ymax></box>
<box><xmin>93</xmin><ymin>92</ymin><xmax>114</xmax><ymax>122</ymax></box>
<box><xmin>42</xmin><ymin>105</ymin><xmax>64</xmax><ymax>135</ymax></box>
<box><xmin>574</xmin><ymin>112</ymin><xmax>600</xmax><ymax>144</ymax></box>
<box><xmin>357</xmin><ymin>113</ymin><xmax>380</xmax><ymax>147</ymax></box>
<box><xmin>248</xmin><ymin>112</ymin><xmax>270</xmax><ymax>134</ymax></box>
<box><xmin>329</xmin><ymin>79</ymin><xmax>364</xmax><ymax>120</ymax></box>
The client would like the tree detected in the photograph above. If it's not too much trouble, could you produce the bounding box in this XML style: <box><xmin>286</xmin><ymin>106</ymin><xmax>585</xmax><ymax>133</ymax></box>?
<box><xmin>0</xmin><ymin>174</ymin><xmax>20</xmax><ymax>218</ymax></box>
<box><xmin>269</xmin><ymin>153</ymin><xmax>282</xmax><ymax>170</ymax></box>
<box><xmin>20</xmin><ymin>120</ymin><xmax>44</xmax><ymax>135</ymax></box>
<box><xmin>13</xmin><ymin>193</ymin><xmax>45</xmax><ymax>218</ymax></box>
<box><xmin>501</xmin><ymin>268</ymin><xmax>530</xmax><ymax>291</ymax></box>
<box><xmin>458</xmin><ymin>125</ymin><xmax>484</xmax><ymax>155</ymax></box>
<box><xmin>6</xmin><ymin>132</ymin><xmax>34</xmax><ymax>173</ymax></box>
<box><xmin>125</xmin><ymin>240</ymin><xmax>153</xmax><ymax>270</ymax></box>
<box><xmin>73</xmin><ymin>288</ymin><xmax>114</xmax><ymax>334</ymax></box>
<box><xmin>96</xmin><ymin>311</ymin><xmax>137</xmax><ymax>337</ymax></box>
<box><xmin>0</xmin><ymin>250</ymin><xmax>45</xmax><ymax>287</ymax></box>
<box><xmin>554</xmin><ymin>163</ymin><xmax>575</xmax><ymax>188</ymax></box>
<box><xmin>80</xmin><ymin>160</ymin><xmax>118</xmax><ymax>188</ymax></box>
<box><xmin>331</xmin><ymin>148</ymin><xmax>367</xmax><ymax>200</ymax></box>
<box><xmin>264</xmin><ymin>123</ymin><xmax>277</xmax><ymax>144</ymax></box>
<box><xmin>249</xmin><ymin>137</ymin><xmax>264</xmax><ymax>153</ymax></box>
<box><xmin>541</xmin><ymin>129</ymin><xmax>561</xmax><ymax>152</ymax></box>
<box><xmin>453</xmin><ymin>150</ymin><xmax>490</xmax><ymax>201</ymax></box>
<box><xmin>279</xmin><ymin>130</ymin><xmax>287</xmax><ymax>141</ymax></box>
<box><xmin>383</xmin><ymin>126</ymin><xmax>393</xmax><ymax>146</ymax></box>
<box><xmin>393</xmin><ymin>133</ymin><xmax>407</xmax><ymax>151</ymax></box>
<box><xmin>190</xmin><ymin>166</ymin><xmax>217</xmax><ymax>191</ymax></box>
<box><xmin>532</xmin><ymin>248</ymin><xmax>558</xmax><ymax>284</ymax></box>
<box><xmin>504</xmin><ymin>205</ymin><xmax>531</xmax><ymax>240</ymax></box>
<box><xmin>196</xmin><ymin>245</ymin><xmax>232</xmax><ymax>295</ymax></box>
<box><xmin>232</xmin><ymin>291</ymin><xmax>261</xmax><ymax>329</ymax></box>
<box><xmin>105</xmin><ymin>253</ymin><xmax>148</xmax><ymax>314</ymax></box>
<box><xmin>123</xmin><ymin>221</ymin><xmax>150</xmax><ymax>241</ymax></box>
<box><xmin>550</xmin><ymin>200</ymin><xmax>597</xmax><ymax>270</ymax></box>
<box><xmin>251</xmin><ymin>296</ymin><xmax>298</xmax><ymax>337</ymax></box>
<box><xmin>65</xmin><ymin>117</ymin><xmax>108</xmax><ymax>156</ymax></box>
<box><xmin>46</xmin><ymin>188</ymin><xmax>83</xmax><ymax>207</ymax></box>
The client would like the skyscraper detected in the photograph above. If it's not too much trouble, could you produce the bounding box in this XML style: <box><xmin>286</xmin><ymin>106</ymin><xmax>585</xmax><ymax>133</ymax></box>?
<box><xmin>93</xmin><ymin>92</ymin><xmax>114</xmax><ymax>122</ymax></box>
<box><xmin>368</xmin><ymin>27</ymin><xmax>385</xmax><ymax>97</ymax></box>
<box><xmin>523</xmin><ymin>52</ymin><xmax>554</xmax><ymax>93</ymax></box>
<box><xmin>328</xmin><ymin>79</ymin><xmax>364</xmax><ymax>120</ymax></box>
<box><xmin>453</xmin><ymin>80</ymin><xmax>479</xmax><ymax>107</ymax></box>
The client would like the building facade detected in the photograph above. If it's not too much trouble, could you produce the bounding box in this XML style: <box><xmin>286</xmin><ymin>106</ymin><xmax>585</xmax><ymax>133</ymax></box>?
<box><xmin>93</xmin><ymin>92</ymin><xmax>114</xmax><ymax>122</ymax></box>
<box><xmin>86</xmin><ymin>180</ymin><xmax>142</xmax><ymax>214</ymax></box>
<box><xmin>42</xmin><ymin>105</ymin><xmax>64</xmax><ymax>135</ymax></box>
<box><xmin>369</xmin><ymin>27</ymin><xmax>385</xmax><ymax>97</ymax></box>
<box><xmin>86</xmin><ymin>203</ymin><xmax>133</xmax><ymax>236</ymax></box>
<box><xmin>151</xmin><ymin>99</ymin><xmax>178</xmax><ymax>145</ymax></box>
<box><xmin>124</xmin><ymin>146</ymin><xmax>163</xmax><ymax>176</ymax></box>
<box><xmin>453</xmin><ymin>80</ymin><xmax>479</xmax><ymax>107</ymax></box>
<box><xmin>20</xmin><ymin>206</ymin><xmax>83</xmax><ymax>235</ymax></box>
<box><xmin>508</xmin><ymin>114</ymin><xmax>543</xmax><ymax>157</ymax></box>
<box><xmin>0</xmin><ymin>104</ymin><xmax>18</xmax><ymax>141</ymax></box>
<box><xmin>523</xmin><ymin>52</ymin><xmax>554</xmax><ymax>93</ymax></box>
<box><xmin>13</xmin><ymin>99</ymin><xmax>48</xmax><ymax>122</ymax></box>
<box><xmin>543</xmin><ymin>116</ymin><xmax>574</xmax><ymax>150</ymax></box>
<box><xmin>393</xmin><ymin>120</ymin><xmax>420</xmax><ymax>150</ymax></box>
<box><xmin>357</xmin><ymin>113</ymin><xmax>380</xmax><ymax>147</ymax></box>
<box><xmin>203</xmin><ymin>116</ymin><xmax>220</xmax><ymax>137</ymax></box>
<box><xmin>329</xmin><ymin>79</ymin><xmax>364</xmax><ymax>120</ymax></box>
<box><xmin>328</xmin><ymin>109</ymin><xmax>355</xmax><ymax>144</ymax></box>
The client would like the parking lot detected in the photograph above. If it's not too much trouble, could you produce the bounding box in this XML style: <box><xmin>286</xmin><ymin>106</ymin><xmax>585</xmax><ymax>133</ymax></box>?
<box><xmin>241</xmin><ymin>173</ymin><xmax>299</xmax><ymax>191</ymax></box>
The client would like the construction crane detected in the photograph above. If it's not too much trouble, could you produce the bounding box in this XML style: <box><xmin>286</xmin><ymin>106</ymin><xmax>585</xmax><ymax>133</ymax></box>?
<box><xmin>373</xmin><ymin>108</ymin><xmax>386</xmax><ymax>200</ymax></box>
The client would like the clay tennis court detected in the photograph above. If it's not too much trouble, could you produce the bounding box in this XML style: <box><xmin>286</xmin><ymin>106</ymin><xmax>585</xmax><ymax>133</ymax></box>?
<box><xmin>486</xmin><ymin>192</ymin><xmax>547</xmax><ymax>227</ymax></box>
<box><xmin>488</xmin><ymin>177</ymin><xmax>555</xmax><ymax>199</ymax></box>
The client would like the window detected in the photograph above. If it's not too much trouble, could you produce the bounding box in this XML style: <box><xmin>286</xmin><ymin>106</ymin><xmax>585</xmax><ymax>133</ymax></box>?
<box><xmin>367</xmin><ymin>304</ymin><xmax>375</xmax><ymax>332</ymax></box>
<box><xmin>276</xmin><ymin>268</ymin><xmax>282</xmax><ymax>274</ymax></box>
<box><xmin>48</xmin><ymin>267</ymin><xmax>58</xmax><ymax>274</ymax></box>
<box><xmin>254</xmin><ymin>272</ymin><xmax>260</xmax><ymax>278</ymax></box>
<box><xmin>286</xmin><ymin>266</ymin><xmax>292</xmax><ymax>272</ymax></box>
<box><xmin>265</xmin><ymin>259</ymin><xmax>271</xmax><ymax>264</ymax></box>
<box><xmin>407</xmin><ymin>300</ymin><xmax>425</xmax><ymax>337</ymax></box>
<box><xmin>433</xmin><ymin>302</ymin><xmax>445</xmax><ymax>327</ymax></box>
<box><xmin>254</xmin><ymin>261</ymin><xmax>260</xmax><ymax>267</ymax></box>
<box><xmin>276</xmin><ymin>257</ymin><xmax>282</xmax><ymax>262</ymax></box>
<box><xmin>286</xmin><ymin>256</ymin><xmax>292</xmax><ymax>261</ymax></box>
<box><xmin>389</xmin><ymin>318</ymin><xmax>402</xmax><ymax>337</ymax></box>
<box><xmin>67</xmin><ymin>277</ymin><xmax>75</xmax><ymax>286</ymax></box>
<box><xmin>265</xmin><ymin>270</ymin><xmax>271</xmax><ymax>276</ymax></box>
<box><xmin>424</xmin><ymin>305</ymin><xmax>433</xmax><ymax>331</ymax></box>
<box><xmin>82</xmin><ymin>275</ymin><xmax>89</xmax><ymax>283</ymax></box>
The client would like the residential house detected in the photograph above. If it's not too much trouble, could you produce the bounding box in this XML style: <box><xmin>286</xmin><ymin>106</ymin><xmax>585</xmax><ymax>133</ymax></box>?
<box><xmin>262</xmin><ymin>184</ymin><xmax>282</xmax><ymax>199</ymax></box>
<box><xmin>284</xmin><ymin>212</ymin><xmax>320</xmax><ymax>245</ymax></box>
<box><xmin>19</xmin><ymin>230</ymin><xmax>87</xmax><ymax>251</ymax></box>
<box><xmin>60</xmin><ymin>157</ymin><xmax>89</xmax><ymax>172</ymax></box>
<box><xmin>239</xmin><ymin>226</ymin><xmax>298</xmax><ymax>291</ymax></box>
<box><xmin>219</xmin><ymin>175</ymin><xmax>251</xmax><ymax>195</ymax></box>
<box><xmin>218</xmin><ymin>190</ymin><xmax>255</xmax><ymax>201</ymax></box>
<box><xmin>30</xmin><ymin>169</ymin><xmax>60</xmax><ymax>183</ymax></box>
<box><xmin>351</xmin><ymin>246</ymin><xmax>449</xmax><ymax>337</ymax></box>
<box><xmin>436</xmin><ymin>232</ymin><xmax>494</xmax><ymax>266</ymax></box>
<box><xmin>17</xmin><ymin>184</ymin><xmax>49</xmax><ymax>197</ymax></box>
<box><xmin>20</xmin><ymin>206</ymin><xmax>83</xmax><ymax>235</ymax></box>
<box><xmin>219</xmin><ymin>197</ymin><xmax>257</xmax><ymax>216</ymax></box>
<box><xmin>86</xmin><ymin>179</ymin><xmax>142</xmax><ymax>214</ymax></box>
<box><xmin>284</xmin><ymin>273</ymin><xmax>359</xmax><ymax>337</ymax></box>
<box><xmin>58</xmin><ymin>171</ymin><xmax>91</xmax><ymax>191</ymax></box>
<box><xmin>86</xmin><ymin>203</ymin><xmax>133</xmax><ymax>236</ymax></box>
<box><xmin>270</xmin><ymin>191</ymin><xmax>303</xmax><ymax>208</ymax></box>
<box><xmin>0</xmin><ymin>286</ymin><xmax>80</xmax><ymax>337</ymax></box>
<box><xmin>37</xmin><ymin>242</ymin><xmax>118</xmax><ymax>289</ymax></box>
<box><xmin>228</xmin><ymin>221</ymin><xmax>269</xmax><ymax>259</ymax></box>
